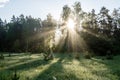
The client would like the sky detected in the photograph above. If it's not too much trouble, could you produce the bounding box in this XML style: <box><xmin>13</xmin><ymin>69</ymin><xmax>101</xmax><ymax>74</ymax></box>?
<box><xmin>0</xmin><ymin>0</ymin><xmax>120</xmax><ymax>22</ymax></box>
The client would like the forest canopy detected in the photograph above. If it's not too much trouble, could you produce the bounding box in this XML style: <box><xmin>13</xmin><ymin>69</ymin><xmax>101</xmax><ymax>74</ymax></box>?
<box><xmin>0</xmin><ymin>1</ymin><xmax>120</xmax><ymax>56</ymax></box>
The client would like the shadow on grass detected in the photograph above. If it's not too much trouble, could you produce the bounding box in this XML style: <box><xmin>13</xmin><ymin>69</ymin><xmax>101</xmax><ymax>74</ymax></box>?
<box><xmin>1</xmin><ymin>58</ymin><xmax>50</xmax><ymax>73</ymax></box>
<box><xmin>5</xmin><ymin>54</ymin><xmax>41</xmax><ymax>67</ymax></box>
<box><xmin>0</xmin><ymin>56</ymin><xmax>50</xmax><ymax>80</ymax></box>
<box><xmin>2</xmin><ymin>53</ymin><xmax>119</xmax><ymax>80</ymax></box>
<box><xmin>90</xmin><ymin>56</ymin><xmax>120</xmax><ymax>80</ymax></box>
<box><xmin>34</xmin><ymin>56</ymin><xmax>80</xmax><ymax>80</ymax></box>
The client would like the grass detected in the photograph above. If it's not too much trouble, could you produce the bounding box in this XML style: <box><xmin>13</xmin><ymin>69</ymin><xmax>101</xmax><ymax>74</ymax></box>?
<box><xmin>0</xmin><ymin>53</ymin><xmax>120</xmax><ymax>80</ymax></box>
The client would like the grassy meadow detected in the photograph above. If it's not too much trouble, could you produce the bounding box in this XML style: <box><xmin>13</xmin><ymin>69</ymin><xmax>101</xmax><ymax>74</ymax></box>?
<box><xmin>0</xmin><ymin>53</ymin><xmax>120</xmax><ymax>80</ymax></box>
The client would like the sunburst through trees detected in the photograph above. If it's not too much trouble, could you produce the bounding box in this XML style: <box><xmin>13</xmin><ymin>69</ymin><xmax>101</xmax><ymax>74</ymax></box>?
<box><xmin>0</xmin><ymin>1</ymin><xmax>120</xmax><ymax>57</ymax></box>
<box><xmin>47</xmin><ymin>2</ymin><xmax>88</xmax><ymax>57</ymax></box>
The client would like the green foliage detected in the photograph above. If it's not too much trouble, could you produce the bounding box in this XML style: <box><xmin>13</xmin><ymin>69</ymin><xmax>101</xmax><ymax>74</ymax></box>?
<box><xmin>62</xmin><ymin>5</ymin><xmax>71</xmax><ymax>22</ymax></box>
<box><xmin>0</xmin><ymin>54</ymin><xmax>4</xmax><ymax>60</ymax></box>
<box><xmin>106</xmin><ymin>54</ymin><xmax>114</xmax><ymax>60</ymax></box>
<box><xmin>0</xmin><ymin>1</ymin><xmax>120</xmax><ymax>56</ymax></box>
<box><xmin>42</xmin><ymin>13</ymin><xmax>57</xmax><ymax>27</ymax></box>
<box><xmin>43</xmin><ymin>53</ymin><xmax>54</xmax><ymax>61</ymax></box>
<box><xmin>84</xmin><ymin>54</ymin><xmax>91</xmax><ymax>59</ymax></box>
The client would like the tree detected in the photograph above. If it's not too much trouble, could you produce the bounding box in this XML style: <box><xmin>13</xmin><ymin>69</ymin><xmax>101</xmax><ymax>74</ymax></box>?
<box><xmin>88</xmin><ymin>9</ymin><xmax>98</xmax><ymax>33</ymax></box>
<box><xmin>98</xmin><ymin>6</ymin><xmax>112</xmax><ymax>37</ymax></box>
<box><xmin>11</xmin><ymin>15</ymin><xmax>17</xmax><ymax>23</ymax></box>
<box><xmin>0</xmin><ymin>18</ymin><xmax>7</xmax><ymax>51</ymax></box>
<box><xmin>7</xmin><ymin>22</ymin><xmax>23</xmax><ymax>52</ymax></box>
<box><xmin>73</xmin><ymin>1</ymin><xmax>83</xmax><ymax>31</ymax></box>
<box><xmin>19</xmin><ymin>14</ymin><xmax>25</xmax><ymax>24</ymax></box>
<box><xmin>112</xmin><ymin>8</ymin><xmax>120</xmax><ymax>54</ymax></box>
<box><xmin>42</xmin><ymin>13</ymin><xmax>57</xmax><ymax>27</ymax></box>
<box><xmin>112</xmin><ymin>8</ymin><xmax>120</xmax><ymax>36</ymax></box>
<box><xmin>62</xmin><ymin>5</ymin><xmax>71</xmax><ymax>23</ymax></box>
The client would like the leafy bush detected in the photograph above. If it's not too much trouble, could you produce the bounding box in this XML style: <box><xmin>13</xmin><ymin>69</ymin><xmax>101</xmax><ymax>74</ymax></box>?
<box><xmin>84</xmin><ymin>54</ymin><xmax>91</xmax><ymax>59</ymax></box>
<box><xmin>0</xmin><ymin>54</ymin><xmax>4</xmax><ymax>60</ymax></box>
<box><xmin>84</xmin><ymin>52</ymin><xmax>91</xmax><ymax>59</ymax></box>
<box><xmin>106</xmin><ymin>55</ymin><xmax>113</xmax><ymax>60</ymax></box>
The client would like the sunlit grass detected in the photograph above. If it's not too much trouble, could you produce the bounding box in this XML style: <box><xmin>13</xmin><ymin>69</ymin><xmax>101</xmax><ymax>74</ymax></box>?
<box><xmin>0</xmin><ymin>53</ymin><xmax>120</xmax><ymax>80</ymax></box>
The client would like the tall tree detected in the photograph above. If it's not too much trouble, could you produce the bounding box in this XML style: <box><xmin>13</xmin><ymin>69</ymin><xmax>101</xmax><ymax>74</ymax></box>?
<box><xmin>0</xmin><ymin>18</ymin><xmax>7</xmax><ymax>51</ymax></box>
<box><xmin>98</xmin><ymin>6</ymin><xmax>112</xmax><ymax>37</ymax></box>
<box><xmin>42</xmin><ymin>13</ymin><xmax>57</xmax><ymax>27</ymax></box>
<box><xmin>73</xmin><ymin>1</ymin><xmax>83</xmax><ymax>31</ymax></box>
<box><xmin>61</xmin><ymin>5</ymin><xmax>71</xmax><ymax>23</ymax></box>
<box><xmin>11</xmin><ymin>15</ymin><xmax>17</xmax><ymax>23</ymax></box>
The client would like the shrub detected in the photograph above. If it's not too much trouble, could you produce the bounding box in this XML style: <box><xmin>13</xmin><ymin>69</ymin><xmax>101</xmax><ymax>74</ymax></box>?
<box><xmin>84</xmin><ymin>52</ymin><xmax>91</xmax><ymax>59</ymax></box>
<box><xmin>106</xmin><ymin>55</ymin><xmax>113</xmax><ymax>60</ymax></box>
<box><xmin>84</xmin><ymin>54</ymin><xmax>91</xmax><ymax>59</ymax></box>
<box><xmin>43</xmin><ymin>53</ymin><xmax>54</xmax><ymax>61</ymax></box>
<box><xmin>75</xmin><ymin>53</ymin><xmax>80</xmax><ymax>59</ymax></box>
<box><xmin>106</xmin><ymin>50</ymin><xmax>114</xmax><ymax>60</ymax></box>
<box><xmin>0</xmin><ymin>54</ymin><xmax>4</xmax><ymax>60</ymax></box>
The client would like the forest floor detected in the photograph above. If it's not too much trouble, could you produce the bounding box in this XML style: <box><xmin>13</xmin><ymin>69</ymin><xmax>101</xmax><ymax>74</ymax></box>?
<box><xmin>0</xmin><ymin>53</ymin><xmax>120</xmax><ymax>80</ymax></box>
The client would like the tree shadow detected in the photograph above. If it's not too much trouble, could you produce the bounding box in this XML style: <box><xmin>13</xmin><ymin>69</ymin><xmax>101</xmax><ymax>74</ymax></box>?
<box><xmin>0</xmin><ymin>59</ymin><xmax>50</xmax><ymax>80</ymax></box>
<box><xmin>1</xmin><ymin>54</ymin><xmax>80</xmax><ymax>80</ymax></box>
<box><xmin>90</xmin><ymin>56</ymin><xmax>120</xmax><ymax>80</ymax></box>
<box><xmin>1</xmin><ymin>58</ymin><xmax>50</xmax><ymax>73</ymax></box>
<box><xmin>70</xmin><ymin>56</ymin><xmax>120</xmax><ymax>80</ymax></box>
<box><xmin>34</xmin><ymin>56</ymin><xmax>80</xmax><ymax>80</ymax></box>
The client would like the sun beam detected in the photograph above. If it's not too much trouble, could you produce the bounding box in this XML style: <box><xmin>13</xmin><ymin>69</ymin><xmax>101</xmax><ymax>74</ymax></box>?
<box><xmin>67</xmin><ymin>18</ymin><xmax>75</xmax><ymax>30</ymax></box>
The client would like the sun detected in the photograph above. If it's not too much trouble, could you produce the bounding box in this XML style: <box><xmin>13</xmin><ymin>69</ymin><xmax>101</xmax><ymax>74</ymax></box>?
<box><xmin>67</xmin><ymin>18</ymin><xmax>75</xmax><ymax>30</ymax></box>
